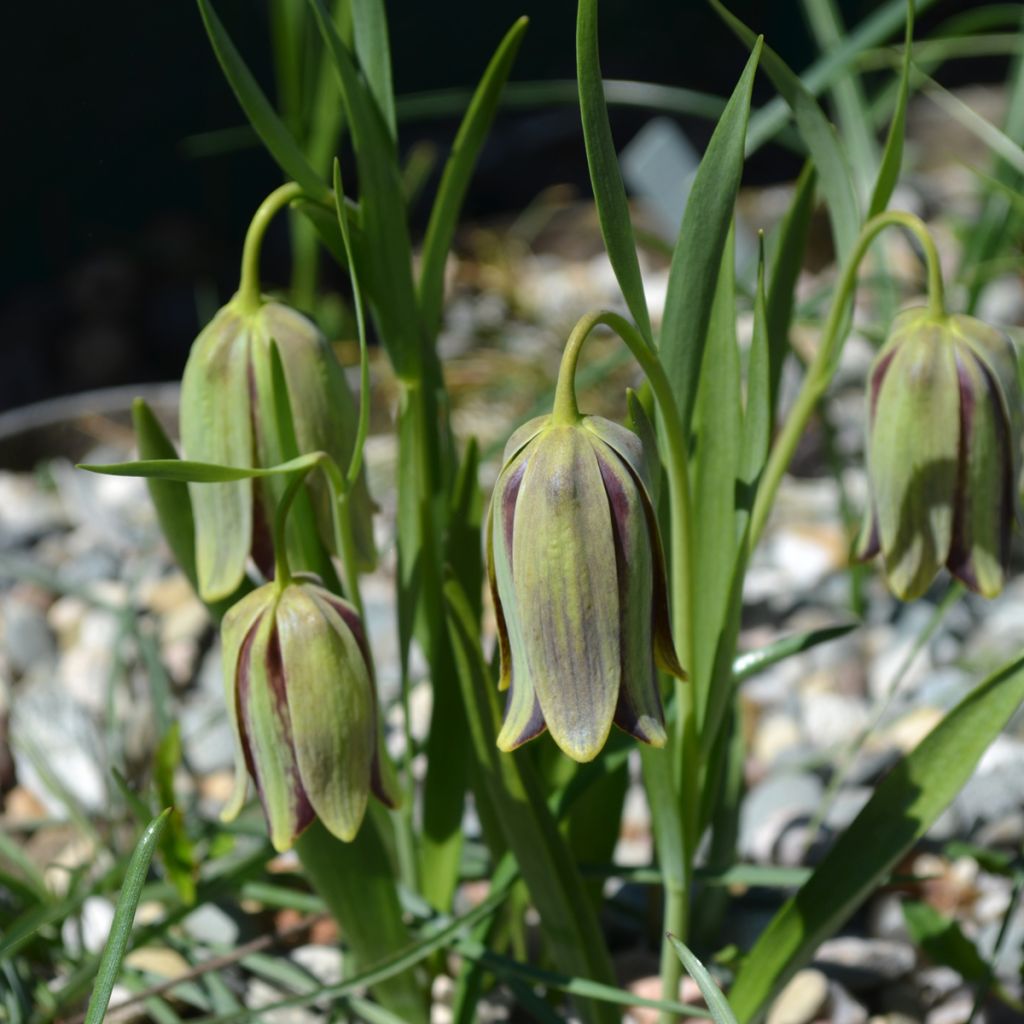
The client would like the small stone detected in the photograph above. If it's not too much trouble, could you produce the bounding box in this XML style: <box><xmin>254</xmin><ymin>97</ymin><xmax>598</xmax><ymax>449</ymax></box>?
<box><xmin>245</xmin><ymin>978</ymin><xmax>319</xmax><ymax>1024</ymax></box>
<box><xmin>2</xmin><ymin>592</ymin><xmax>55</xmax><ymax>674</ymax></box>
<box><xmin>800</xmin><ymin>691</ymin><xmax>869</xmax><ymax>750</ymax></box>
<box><xmin>868</xmin><ymin>894</ymin><xmax>912</xmax><ymax>943</ymax></box>
<box><xmin>823</xmin><ymin>787</ymin><xmax>872</xmax><ymax>832</ymax></box>
<box><xmin>829</xmin><ymin>981</ymin><xmax>869</xmax><ymax>1024</ymax></box>
<box><xmin>813</xmin><ymin>937</ymin><xmax>916</xmax><ymax>992</ymax></box>
<box><xmin>123</xmin><ymin>946</ymin><xmax>191</xmax><ymax>979</ymax></box>
<box><xmin>766</xmin><ymin>968</ymin><xmax>830</xmax><ymax>1024</ymax></box>
<box><xmin>60</xmin><ymin>895</ymin><xmax>115</xmax><ymax>956</ymax></box>
<box><xmin>752</xmin><ymin>713</ymin><xmax>803</xmax><ymax>766</ymax></box>
<box><xmin>740</xmin><ymin>772</ymin><xmax>824</xmax><ymax>863</ymax></box>
<box><xmin>291</xmin><ymin>944</ymin><xmax>344</xmax><ymax>987</ymax></box>
<box><xmin>183</xmin><ymin>903</ymin><xmax>240</xmax><ymax>948</ymax></box>
<box><xmin>875</xmin><ymin>707</ymin><xmax>944</xmax><ymax>754</ymax></box>
<box><xmin>925</xmin><ymin>989</ymin><xmax>975</xmax><ymax>1024</ymax></box>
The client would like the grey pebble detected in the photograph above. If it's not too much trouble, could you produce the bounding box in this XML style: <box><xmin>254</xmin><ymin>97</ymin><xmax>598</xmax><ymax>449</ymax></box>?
<box><xmin>290</xmin><ymin>945</ymin><xmax>344</xmax><ymax>988</ymax></box>
<box><xmin>740</xmin><ymin>771</ymin><xmax>824</xmax><ymax>862</ymax></box>
<box><xmin>766</xmin><ymin>968</ymin><xmax>830</xmax><ymax>1024</ymax></box>
<box><xmin>183</xmin><ymin>903</ymin><xmax>240</xmax><ymax>948</ymax></box>
<box><xmin>814</xmin><ymin>937</ymin><xmax>916</xmax><ymax>992</ymax></box>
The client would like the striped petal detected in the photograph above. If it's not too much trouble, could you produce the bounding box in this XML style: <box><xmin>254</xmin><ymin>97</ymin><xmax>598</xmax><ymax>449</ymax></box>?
<box><xmin>947</xmin><ymin>351</ymin><xmax>1012</xmax><ymax>597</ymax></box>
<box><xmin>870</xmin><ymin>323</ymin><xmax>960</xmax><ymax>600</ymax></box>
<box><xmin>512</xmin><ymin>426</ymin><xmax>619</xmax><ymax>762</ymax></box>
<box><xmin>592</xmin><ymin>438</ymin><xmax>666</xmax><ymax>746</ymax></box>
<box><xmin>277</xmin><ymin>585</ymin><xmax>375</xmax><ymax>842</ymax></box>
<box><xmin>180</xmin><ymin>303</ymin><xmax>254</xmax><ymax>601</ymax></box>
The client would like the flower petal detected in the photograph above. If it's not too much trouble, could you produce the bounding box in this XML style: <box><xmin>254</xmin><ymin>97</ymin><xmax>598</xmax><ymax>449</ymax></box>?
<box><xmin>593</xmin><ymin>438</ymin><xmax>666</xmax><ymax>747</ymax></box>
<box><xmin>278</xmin><ymin>585</ymin><xmax>376</xmax><ymax>843</ymax></box>
<box><xmin>180</xmin><ymin>304</ymin><xmax>254</xmax><ymax>601</ymax></box>
<box><xmin>512</xmin><ymin>426</ymin><xmax>619</xmax><ymax>762</ymax></box>
<box><xmin>235</xmin><ymin>594</ymin><xmax>315</xmax><ymax>852</ymax></box>
<box><xmin>947</xmin><ymin>351</ymin><xmax>1012</xmax><ymax>597</ymax></box>
<box><xmin>870</xmin><ymin>323</ymin><xmax>960</xmax><ymax>600</ymax></box>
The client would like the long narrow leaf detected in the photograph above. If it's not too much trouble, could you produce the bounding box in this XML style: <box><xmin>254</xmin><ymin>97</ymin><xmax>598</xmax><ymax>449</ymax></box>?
<box><xmin>712</xmin><ymin>1</ymin><xmax>860</xmax><ymax>262</ymax></box>
<box><xmin>659</xmin><ymin>39</ymin><xmax>761</xmax><ymax>436</ymax></box>
<box><xmin>576</xmin><ymin>0</ymin><xmax>653</xmax><ymax>343</ymax></box>
<box><xmin>79</xmin><ymin>453</ymin><xmax>326</xmax><ymax>484</ymax></box>
<box><xmin>418</xmin><ymin>17</ymin><xmax>529</xmax><ymax>338</ymax></box>
<box><xmin>83</xmin><ymin>810</ymin><xmax>171</xmax><ymax>1024</ymax></box>
<box><xmin>731</xmin><ymin>622</ymin><xmax>858</xmax><ymax>685</ymax></box>
<box><xmin>668</xmin><ymin>936</ymin><xmax>739</xmax><ymax>1024</ymax></box>
<box><xmin>195</xmin><ymin>0</ymin><xmax>325</xmax><ymax>197</ymax></box>
<box><xmin>352</xmin><ymin>0</ymin><xmax>396</xmax><ymax>140</ymax></box>
<box><xmin>868</xmin><ymin>0</ymin><xmax>915</xmax><ymax>216</ymax></box>
<box><xmin>729</xmin><ymin>653</ymin><xmax>1024</xmax><ymax>1022</ymax></box>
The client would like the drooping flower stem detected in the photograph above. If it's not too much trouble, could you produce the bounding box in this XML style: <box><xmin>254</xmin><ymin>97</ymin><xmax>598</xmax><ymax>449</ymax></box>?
<box><xmin>557</xmin><ymin>310</ymin><xmax>700</xmax><ymax>1014</ymax></box>
<box><xmin>748</xmin><ymin>212</ymin><xmax>947</xmax><ymax>552</ymax></box>
<box><xmin>237</xmin><ymin>181</ymin><xmax>332</xmax><ymax>314</ymax></box>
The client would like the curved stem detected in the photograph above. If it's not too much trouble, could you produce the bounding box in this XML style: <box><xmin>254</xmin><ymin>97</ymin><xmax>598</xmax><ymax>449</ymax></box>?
<box><xmin>237</xmin><ymin>182</ymin><xmax>308</xmax><ymax>314</ymax></box>
<box><xmin>272</xmin><ymin>464</ymin><xmax>318</xmax><ymax>587</ymax></box>
<box><xmin>748</xmin><ymin>211</ymin><xmax>946</xmax><ymax>553</ymax></box>
<box><xmin>558</xmin><ymin>310</ymin><xmax>698</xmax><ymax>1019</ymax></box>
<box><xmin>320</xmin><ymin>457</ymin><xmax>366</xmax><ymax>619</ymax></box>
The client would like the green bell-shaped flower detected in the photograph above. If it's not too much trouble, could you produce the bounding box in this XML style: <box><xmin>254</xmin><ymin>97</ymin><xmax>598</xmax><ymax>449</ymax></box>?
<box><xmin>180</xmin><ymin>296</ymin><xmax>376</xmax><ymax>602</ymax></box>
<box><xmin>487</xmin><ymin>414</ymin><xmax>685</xmax><ymax>763</ymax></box>
<box><xmin>220</xmin><ymin>575</ymin><xmax>394</xmax><ymax>851</ymax></box>
<box><xmin>858</xmin><ymin>307</ymin><xmax>1022</xmax><ymax>600</ymax></box>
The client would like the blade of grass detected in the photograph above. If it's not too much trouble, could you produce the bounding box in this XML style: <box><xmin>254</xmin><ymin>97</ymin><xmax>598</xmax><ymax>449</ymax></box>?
<box><xmin>868</xmin><ymin>0</ymin><xmax>915</xmax><ymax>216</ymax></box>
<box><xmin>82</xmin><ymin>810</ymin><xmax>170</xmax><ymax>1024</ymax></box>
<box><xmin>668</xmin><ymin>936</ymin><xmax>739</xmax><ymax>1024</ymax></box>
<box><xmin>711</xmin><ymin>1</ymin><xmax>860</xmax><ymax>263</ymax></box>
<box><xmin>352</xmin><ymin>0</ymin><xmax>397</xmax><ymax>140</ymax></box>
<box><xmin>659</xmin><ymin>38</ymin><xmax>761</xmax><ymax>437</ymax></box>
<box><xmin>731</xmin><ymin>622</ymin><xmax>859</xmax><ymax>685</ymax></box>
<box><xmin>418</xmin><ymin>17</ymin><xmax>529</xmax><ymax>338</ymax></box>
<box><xmin>728</xmin><ymin>651</ymin><xmax>1024</xmax><ymax>1022</ymax></box>
<box><xmin>800</xmin><ymin>0</ymin><xmax>879</xmax><ymax>198</ymax></box>
<box><xmin>577</xmin><ymin>0</ymin><xmax>654</xmax><ymax>342</ymax></box>
<box><xmin>195</xmin><ymin>0</ymin><xmax>325</xmax><ymax>198</ymax></box>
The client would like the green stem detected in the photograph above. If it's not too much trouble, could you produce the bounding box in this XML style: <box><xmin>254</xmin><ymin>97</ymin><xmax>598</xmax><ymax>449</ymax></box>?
<box><xmin>271</xmin><ymin>465</ymin><xmax>320</xmax><ymax>587</ymax></box>
<box><xmin>237</xmin><ymin>182</ymin><xmax>308</xmax><ymax>314</ymax></box>
<box><xmin>748</xmin><ymin>211</ymin><xmax>946</xmax><ymax>552</ymax></box>
<box><xmin>557</xmin><ymin>310</ymin><xmax>697</xmax><ymax>1018</ymax></box>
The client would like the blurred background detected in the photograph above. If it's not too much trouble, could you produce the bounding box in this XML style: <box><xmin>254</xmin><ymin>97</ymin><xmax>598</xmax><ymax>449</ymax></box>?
<box><xmin>0</xmin><ymin>0</ymin><xmax>1012</xmax><ymax>414</ymax></box>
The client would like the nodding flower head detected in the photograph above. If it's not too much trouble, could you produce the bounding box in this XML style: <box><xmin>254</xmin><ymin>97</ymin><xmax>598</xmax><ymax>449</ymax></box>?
<box><xmin>180</xmin><ymin>297</ymin><xmax>375</xmax><ymax>602</ymax></box>
<box><xmin>220</xmin><ymin>575</ymin><xmax>394</xmax><ymax>851</ymax></box>
<box><xmin>487</xmin><ymin>414</ymin><xmax>685</xmax><ymax>763</ymax></box>
<box><xmin>858</xmin><ymin>308</ymin><xmax>1022</xmax><ymax>600</ymax></box>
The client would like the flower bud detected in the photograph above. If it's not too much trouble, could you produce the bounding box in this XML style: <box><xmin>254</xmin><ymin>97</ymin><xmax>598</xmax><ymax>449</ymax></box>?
<box><xmin>180</xmin><ymin>297</ymin><xmax>375</xmax><ymax>602</ymax></box>
<box><xmin>858</xmin><ymin>308</ymin><xmax>1022</xmax><ymax>600</ymax></box>
<box><xmin>487</xmin><ymin>414</ymin><xmax>685</xmax><ymax>763</ymax></box>
<box><xmin>220</xmin><ymin>575</ymin><xmax>394</xmax><ymax>851</ymax></box>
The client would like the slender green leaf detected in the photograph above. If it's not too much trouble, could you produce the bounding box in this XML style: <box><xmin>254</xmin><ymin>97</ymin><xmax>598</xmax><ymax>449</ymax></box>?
<box><xmin>83</xmin><ymin>810</ymin><xmax>171</xmax><ymax>1024</ymax></box>
<box><xmin>192</xmin><ymin>871</ymin><xmax>515</xmax><ymax>1024</ymax></box>
<box><xmin>732</xmin><ymin>622</ymin><xmax>858</xmax><ymax>685</ymax></box>
<box><xmin>765</xmin><ymin>162</ymin><xmax>816</xmax><ymax>416</ymax></box>
<box><xmin>0</xmin><ymin>894</ymin><xmax>90</xmax><ymax>961</ymax></box>
<box><xmin>459</xmin><ymin>938</ymin><xmax>709</xmax><ymax>1017</ymax></box>
<box><xmin>79</xmin><ymin>453</ymin><xmax>325</xmax><ymax>484</ymax></box>
<box><xmin>444</xmin><ymin>577</ymin><xmax>619</xmax><ymax>1024</ymax></box>
<box><xmin>195</xmin><ymin>0</ymin><xmax>325</xmax><ymax>197</ymax></box>
<box><xmin>352</xmin><ymin>0</ymin><xmax>397</xmax><ymax>140</ymax></box>
<box><xmin>800</xmin><ymin>0</ymin><xmax>879</xmax><ymax>198</ymax></box>
<box><xmin>658</xmin><ymin>38</ymin><xmax>761</xmax><ymax>436</ymax></box>
<box><xmin>576</xmin><ymin>0</ymin><xmax>653</xmax><ymax>343</ymax></box>
<box><xmin>729</xmin><ymin>653</ymin><xmax>1024</xmax><ymax>1022</ymax></box>
<box><xmin>308</xmin><ymin>0</ymin><xmax>421</xmax><ymax>374</ymax></box>
<box><xmin>739</xmin><ymin>234</ymin><xmax>771</xmax><ymax>500</ymax></box>
<box><xmin>692</xmin><ymin>229</ymin><xmax>742</xmax><ymax>726</ymax></box>
<box><xmin>902</xmin><ymin>901</ymin><xmax>992</xmax><ymax>984</ymax></box>
<box><xmin>745</xmin><ymin>0</ymin><xmax>940</xmax><ymax>155</ymax></box>
<box><xmin>668</xmin><ymin>936</ymin><xmax>739</xmax><ymax>1024</ymax></box>
<box><xmin>868</xmin><ymin>1</ymin><xmax>915</xmax><ymax>216</ymax></box>
<box><xmin>419</xmin><ymin>17</ymin><xmax>529</xmax><ymax>338</ymax></box>
<box><xmin>295</xmin><ymin>820</ymin><xmax>426</xmax><ymax>1021</ymax></box>
<box><xmin>712</xmin><ymin>1</ymin><xmax>860</xmax><ymax>262</ymax></box>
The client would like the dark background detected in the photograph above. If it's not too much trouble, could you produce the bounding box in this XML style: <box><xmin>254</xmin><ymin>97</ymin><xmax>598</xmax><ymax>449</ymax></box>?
<box><xmin>0</xmin><ymin>1</ymin><xmax>1004</xmax><ymax>413</ymax></box>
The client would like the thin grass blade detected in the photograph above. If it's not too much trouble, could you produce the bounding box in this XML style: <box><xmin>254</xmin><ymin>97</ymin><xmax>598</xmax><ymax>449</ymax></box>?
<box><xmin>728</xmin><ymin>653</ymin><xmax>1024</xmax><ymax>1022</ymax></box>
<box><xmin>731</xmin><ymin>622</ymin><xmax>858</xmax><ymax>685</ymax></box>
<box><xmin>419</xmin><ymin>17</ymin><xmax>529</xmax><ymax>338</ymax></box>
<box><xmin>667</xmin><ymin>936</ymin><xmax>739</xmax><ymax>1024</ymax></box>
<box><xmin>352</xmin><ymin>0</ymin><xmax>397</xmax><ymax>140</ymax></box>
<box><xmin>868</xmin><ymin>1</ymin><xmax>915</xmax><ymax>216</ymax></box>
<box><xmin>659</xmin><ymin>39</ymin><xmax>761</xmax><ymax>436</ymax></box>
<box><xmin>712</xmin><ymin>1</ymin><xmax>860</xmax><ymax>262</ymax></box>
<box><xmin>83</xmin><ymin>810</ymin><xmax>170</xmax><ymax>1024</ymax></box>
<box><xmin>577</xmin><ymin>0</ymin><xmax>654</xmax><ymax>343</ymax></box>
